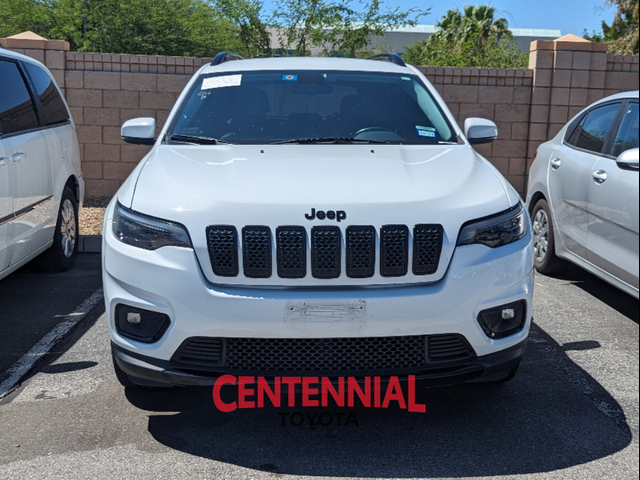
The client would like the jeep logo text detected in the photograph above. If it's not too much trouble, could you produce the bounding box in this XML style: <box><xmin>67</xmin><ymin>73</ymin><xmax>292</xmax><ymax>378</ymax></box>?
<box><xmin>305</xmin><ymin>208</ymin><xmax>347</xmax><ymax>222</ymax></box>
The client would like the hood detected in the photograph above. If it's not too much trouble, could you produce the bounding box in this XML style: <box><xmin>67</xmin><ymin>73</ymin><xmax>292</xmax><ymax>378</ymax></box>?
<box><xmin>130</xmin><ymin>144</ymin><xmax>514</xmax><ymax>286</ymax></box>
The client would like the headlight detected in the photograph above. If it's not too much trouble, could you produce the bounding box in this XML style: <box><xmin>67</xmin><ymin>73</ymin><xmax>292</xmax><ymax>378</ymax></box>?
<box><xmin>112</xmin><ymin>202</ymin><xmax>192</xmax><ymax>250</ymax></box>
<box><xmin>457</xmin><ymin>203</ymin><xmax>527</xmax><ymax>248</ymax></box>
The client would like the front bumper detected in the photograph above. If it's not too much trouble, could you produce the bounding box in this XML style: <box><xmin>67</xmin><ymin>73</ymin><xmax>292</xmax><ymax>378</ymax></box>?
<box><xmin>103</xmin><ymin>203</ymin><xmax>534</xmax><ymax>387</ymax></box>
<box><xmin>112</xmin><ymin>338</ymin><xmax>528</xmax><ymax>387</ymax></box>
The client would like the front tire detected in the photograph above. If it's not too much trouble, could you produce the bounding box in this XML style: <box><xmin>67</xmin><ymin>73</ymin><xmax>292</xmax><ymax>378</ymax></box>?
<box><xmin>41</xmin><ymin>187</ymin><xmax>78</xmax><ymax>271</ymax></box>
<box><xmin>531</xmin><ymin>199</ymin><xmax>564</xmax><ymax>275</ymax></box>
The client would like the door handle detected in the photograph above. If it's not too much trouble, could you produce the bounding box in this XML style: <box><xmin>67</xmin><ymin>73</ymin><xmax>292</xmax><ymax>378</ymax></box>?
<box><xmin>550</xmin><ymin>157</ymin><xmax>562</xmax><ymax>170</ymax></box>
<box><xmin>592</xmin><ymin>170</ymin><xmax>608</xmax><ymax>184</ymax></box>
<box><xmin>11</xmin><ymin>151</ymin><xmax>26</xmax><ymax>163</ymax></box>
<box><xmin>0</xmin><ymin>157</ymin><xmax>7</xmax><ymax>167</ymax></box>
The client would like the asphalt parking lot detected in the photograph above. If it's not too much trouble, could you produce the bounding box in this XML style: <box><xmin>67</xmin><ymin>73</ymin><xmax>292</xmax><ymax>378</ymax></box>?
<box><xmin>0</xmin><ymin>254</ymin><xmax>637</xmax><ymax>479</ymax></box>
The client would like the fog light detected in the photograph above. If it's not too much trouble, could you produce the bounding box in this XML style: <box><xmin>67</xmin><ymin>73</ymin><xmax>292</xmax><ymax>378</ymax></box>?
<box><xmin>502</xmin><ymin>308</ymin><xmax>516</xmax><ymax>320</ymax></box>
<box><xmin>477</xmin><ymin>301</ymin><xmax>527</xmax><ymax>339</ymax></box>
<box><xmin>116</xmin><ymin>304</ymin><xmax>170</xmax><ymax>343</ymax></box>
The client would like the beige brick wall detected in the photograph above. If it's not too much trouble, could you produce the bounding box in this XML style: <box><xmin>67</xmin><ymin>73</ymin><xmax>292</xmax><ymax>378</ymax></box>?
<box><xmin>4</xmin><ymin>37</ymin><xmax>639</xmax><ymax>197</ymax></box>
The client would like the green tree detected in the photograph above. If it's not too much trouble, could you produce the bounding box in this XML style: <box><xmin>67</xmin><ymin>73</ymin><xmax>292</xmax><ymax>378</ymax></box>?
<box><xmin>583</xmin><ymin>0</ymin><xmax>639</xmax><ymax>54</ymax></box>
<box><xmin>271</xmin><ymin>0</ymin><xmax>426</xmax><ymax>57</ymax></box>
<box><xmin>213</xmin><ymin>0</ymin><xmax>271</xmax><ymax>57</ymax></box>
<box><xmin>0</xmin><ymin>0</ymin><xmax>268</xmax><ymax>56</ymax></box>
<box><xmin>403</xmin><ymin>5</ymin><xmax>527</xmax><ymax>68</ymax></box>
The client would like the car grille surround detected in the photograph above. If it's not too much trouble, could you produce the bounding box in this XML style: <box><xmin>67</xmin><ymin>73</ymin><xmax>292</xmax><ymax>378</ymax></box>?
<box><xmin>205</xmin><ymin>223</ymin><xmax>444</xmax><ymax>281</ymax></box>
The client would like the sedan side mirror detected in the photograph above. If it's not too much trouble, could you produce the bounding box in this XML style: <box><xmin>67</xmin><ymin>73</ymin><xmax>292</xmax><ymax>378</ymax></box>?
<box><xmin>121</xmin><ymin>117</ymin><xmax>156</xmax><ymax>145</ymax></box>
<box><xmin>464</xmin><ymin>117</ymin><xmax>498</xmax><ymax>145</ymax></box>
<box><xmin>616</xmin><ymin>148</ymin><xmax>639</xmax><ymax>170</ymax></box>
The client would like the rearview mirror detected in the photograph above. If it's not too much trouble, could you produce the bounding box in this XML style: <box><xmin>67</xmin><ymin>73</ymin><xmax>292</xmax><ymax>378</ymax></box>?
<box><xmin>464</xmin><ymin>117</ymin><xmax>498</xmax><ymax>145</ymax></box>
<box><xmin>121</xmin><ymin>117</ymin><xmax>156</xmax><ymax>145</ymax></box>
<box><xmin>616</xmin><ymin>148</ymin><xmax>639</xmax><ymax>170</ymax></box>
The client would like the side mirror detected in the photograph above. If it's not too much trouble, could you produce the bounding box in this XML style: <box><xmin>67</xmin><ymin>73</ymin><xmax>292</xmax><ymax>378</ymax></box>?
<box><xmin>464</xmin><ymin>117</ymin><xmax>498</xmax><ymax>145</ymax></box>
<box><xmin>121</xmin><ymin>117</ymin><xmax>156</xmax><ymax>145</ymax></box>
<box><xmin>616</xmin><ymin>148</ymin><xmax>639</xmax><ymax>170</ymax></box>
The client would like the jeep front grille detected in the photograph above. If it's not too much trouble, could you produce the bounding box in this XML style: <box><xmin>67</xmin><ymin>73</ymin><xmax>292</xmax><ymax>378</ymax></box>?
<box><xmin>172</xmin><ymin>334</ymin><xmax>474</xmax><ymax>374</ymax></box>
<box><xmin>311</xmin><ymin>226</ymin><xmax>341</xmax><ymax>279</ymax></box>
<box><xmin>242</xmin><ymin>226</ymin><xmax>272</xmax><ymax>278</ymax></box>
<box><xmin>413</xmin><ymin>225</ymin><xmax>444</xmax><ymax>275</ymax></box>
<box><xmin>205</xmin><ymin>223</ymin><xmax>443</xmax><ymax>280</ymax></box>
<box><xmin>346</xmin><ymin>226</ymin><xmax>376</xmax><ymax>278</ymax></box>
<box><xmin>380</xmin><ymin>225</ymin><xmax>409</xmax><ymax>277</ymax></box>
<box><xmin>206</xmin><ymin>226</ymin><xmax>238</xmax><ymax>277</ymax></box>
<box><xmin>276</xmin><ymin>226</ymin><xmax>307</xmax><ymax>278</ymax></box>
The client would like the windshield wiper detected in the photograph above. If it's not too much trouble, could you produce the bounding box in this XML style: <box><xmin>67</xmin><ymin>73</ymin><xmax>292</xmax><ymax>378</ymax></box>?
<box><xmin>271</xmin><ymin>137</ymin><xmax>392</xmax><ymax>145</ymax></box>
<box><xmin>167</xmin><ymin>134</ymin><xmax>228</xmax><ymax>145</ymax></box>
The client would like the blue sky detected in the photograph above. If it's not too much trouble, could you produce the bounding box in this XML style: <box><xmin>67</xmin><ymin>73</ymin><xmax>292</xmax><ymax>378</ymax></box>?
<box><xmin>414</xmin><ymin>0</ymin><xmax>615</xmax><ymax>36</ymax></box>
<box><xmin>263</xmin><ymin>1</ymin><xmax>616</xmax><ymax>37</ymax></box>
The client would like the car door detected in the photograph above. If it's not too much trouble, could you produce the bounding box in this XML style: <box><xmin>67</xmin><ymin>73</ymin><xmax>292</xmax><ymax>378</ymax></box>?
<box><xmin>0</xmin><ymin>57</ymin><xmax>52</xmax><ymax>267</ymax></box>
<box><xmin>548</xmin><ymin>101</ymin><xmax>623</xmax><ymax>260</ymax></box>
<box><xmin>587</xmin><ymin>101</ymin><xmax>639</xmax><ymax>290</ymax></box>
<box><xmin>0</xmin><ymin>140</ymin><xmax>12</xmax><ymax>273</ymax></box>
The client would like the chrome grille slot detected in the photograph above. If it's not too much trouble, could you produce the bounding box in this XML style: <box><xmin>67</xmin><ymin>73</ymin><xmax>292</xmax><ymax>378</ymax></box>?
<box><xmin>242</xmin><ymin>226</ymin><xmax>272</xmax><ymax>278</ymax></box>
<box><xmin>311</xmin><ymin>226</ymin><xmax>341</xmax><ymax>279</ymax></box>
<box><xmin>380</xmin><ymin>225</ymin><xmax>409</xmax><ymax>277</ymax></box>
<box><xmin>413</xmin><ymin>224</ymin><xmax>444</xmax><ymax>275</ymax></box>
<box><xmin>206</xmin><ymin>225</ymin><xmax>238</xmax><ymax>277</ymax></box>
<box><xmin>346</xmin><ymin>226</ymin><xmax>376</xmax><ymax>278</ymax></box>
<box><xmin>276</xmin><ymin>226</ymin><xmax>307</xmax><ymax>278</ymax></box>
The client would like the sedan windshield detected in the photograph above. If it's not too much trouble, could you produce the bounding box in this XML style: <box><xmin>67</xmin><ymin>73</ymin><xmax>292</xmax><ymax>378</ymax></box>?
<box><xmin>167</xmin><ymin>70</ymin><xmax>458</xmax><ymax>145</ymax></box>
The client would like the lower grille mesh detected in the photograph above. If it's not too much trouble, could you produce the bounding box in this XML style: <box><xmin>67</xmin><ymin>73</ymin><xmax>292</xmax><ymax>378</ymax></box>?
<box><xmin>172</xmin><ymin>334</ymin><xmax>474</xmax><ymax>373</ymax></box>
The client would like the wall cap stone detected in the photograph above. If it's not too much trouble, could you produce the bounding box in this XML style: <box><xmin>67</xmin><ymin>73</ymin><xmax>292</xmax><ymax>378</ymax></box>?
<box><xmin>531</xmin><ymin>34</ymin><xmax>608</xmax><ymax>53</ymax></box>
<box><xmin>0</xmin><ymin>30</ymin><xmax>70</xmax><ymax>51</ymax></box>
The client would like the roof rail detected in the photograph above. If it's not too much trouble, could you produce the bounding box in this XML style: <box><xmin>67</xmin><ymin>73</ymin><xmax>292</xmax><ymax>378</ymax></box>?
<box><xmin>369</xmin><ymin>53</ymin><xmax>406</xmax><ymax>67</ymax></box>
<box><xmin>211</xmin><ymin>52</ymin><xmax>244</xmax><ymax>66</ymax></box>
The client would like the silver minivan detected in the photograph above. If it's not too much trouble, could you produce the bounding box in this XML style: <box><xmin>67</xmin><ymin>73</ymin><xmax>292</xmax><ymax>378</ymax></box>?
<box><xmin>527</xmin><ymin>91</ymin><xmax>639</xmax><ymax>298</ymax></box>
<box><xmin>0</xmin><ymin>48</ymin><xmax>83</xmax><ymax>281</ymax></box>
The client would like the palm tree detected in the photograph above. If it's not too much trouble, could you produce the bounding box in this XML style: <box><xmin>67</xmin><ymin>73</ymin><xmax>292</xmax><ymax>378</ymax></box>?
<box><xmin>434</xmin><ymin>5</ymin><xmax>510</xmax><ymax>45</ymax></box>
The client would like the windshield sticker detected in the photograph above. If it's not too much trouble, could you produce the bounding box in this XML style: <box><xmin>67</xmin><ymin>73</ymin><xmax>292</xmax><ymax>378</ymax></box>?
<box><xmin>282</xmin><ymin>74</ymin><xmax>298</xmax><ymax>81</ymax></box>
<box><xmin>202</xmin><ymin>74</ymin><xmax>242</xmax><ymax>90</ymax></box>
<box><xmin>416</xmin><ymin>125</ymin><xmax>437</xmax><ymax>138</ymax></box>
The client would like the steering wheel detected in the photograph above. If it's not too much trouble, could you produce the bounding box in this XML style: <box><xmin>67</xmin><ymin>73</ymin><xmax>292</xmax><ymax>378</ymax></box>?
<box><xmin>354</xmin><ymin>126</ymin><xmax>394</xmax><ymax>136</ymax></box>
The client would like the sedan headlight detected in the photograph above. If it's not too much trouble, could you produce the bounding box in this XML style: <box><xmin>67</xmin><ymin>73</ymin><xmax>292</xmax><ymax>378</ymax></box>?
<box><xmin>457</xmin><ymin>203</ymin><xmax>527</xmax><ymax>248</ymax></box>
<box><xmin>113</xmin><ymin>202</ymin><xmax>192</xmax><ymax>250</ymax></box>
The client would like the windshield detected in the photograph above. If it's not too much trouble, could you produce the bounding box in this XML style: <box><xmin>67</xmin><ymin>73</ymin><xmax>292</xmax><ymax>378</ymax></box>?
<box><xmin>167</xmin><ymin>70</ymin><xmax>458</xmax><ymax>145</ymax></box>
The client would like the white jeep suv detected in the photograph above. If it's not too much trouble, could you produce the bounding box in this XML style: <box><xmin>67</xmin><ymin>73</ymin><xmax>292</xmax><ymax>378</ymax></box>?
<box><xmin>1</xmin><ymin>48</ymin><xmax>83</xmax><ymax>281</ymax></box>
<box><xmin>104</xmin><ymin>54</ymin><xmax>534</xmax><ymax>388</ymax></box>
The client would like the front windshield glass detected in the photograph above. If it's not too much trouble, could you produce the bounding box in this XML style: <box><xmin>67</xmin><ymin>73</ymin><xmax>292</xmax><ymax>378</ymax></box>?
<box><xmin>168</xmin><ymin>70</ymin><xmax>458</xmax><ymax>145</ymax></box>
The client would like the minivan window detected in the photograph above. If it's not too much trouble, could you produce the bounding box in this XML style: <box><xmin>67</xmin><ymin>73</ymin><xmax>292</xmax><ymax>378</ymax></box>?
<box><xmin>566</xmin><ymin>102</ymin><xmax>621</xmax><ymax>154</ymax></box>
<box><xmin>169</xmin><ymin>70</ymin><xmax>457</xmax><ymax>145</ymax></box>
<box><xmin>24</xmin><ymin>62</ymin><xmax>69</xmax><ymax>126</ymax></box>
<box><xmin>612</xmin><ymin>102</ymin><xmax>639</xmax><ymax>157</ymax></box>
<box><xmin>0</xmin><ymin>59</ymin><xmax>39</xmax><ymax>135</ymax></box>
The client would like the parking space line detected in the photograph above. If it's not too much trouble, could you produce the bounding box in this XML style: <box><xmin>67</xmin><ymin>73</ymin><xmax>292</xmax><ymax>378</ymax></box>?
<box><xmin>0</xmin><ymin>288</ymin><xmax>104</xmax><ymax>399</ymax></box>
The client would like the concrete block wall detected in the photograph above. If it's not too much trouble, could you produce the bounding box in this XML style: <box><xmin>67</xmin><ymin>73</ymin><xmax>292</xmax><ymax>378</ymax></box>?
<box><xmin>2</xmin><ymin>35</ymin><xmax>638</xmax><ymax>197</ymax></box>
